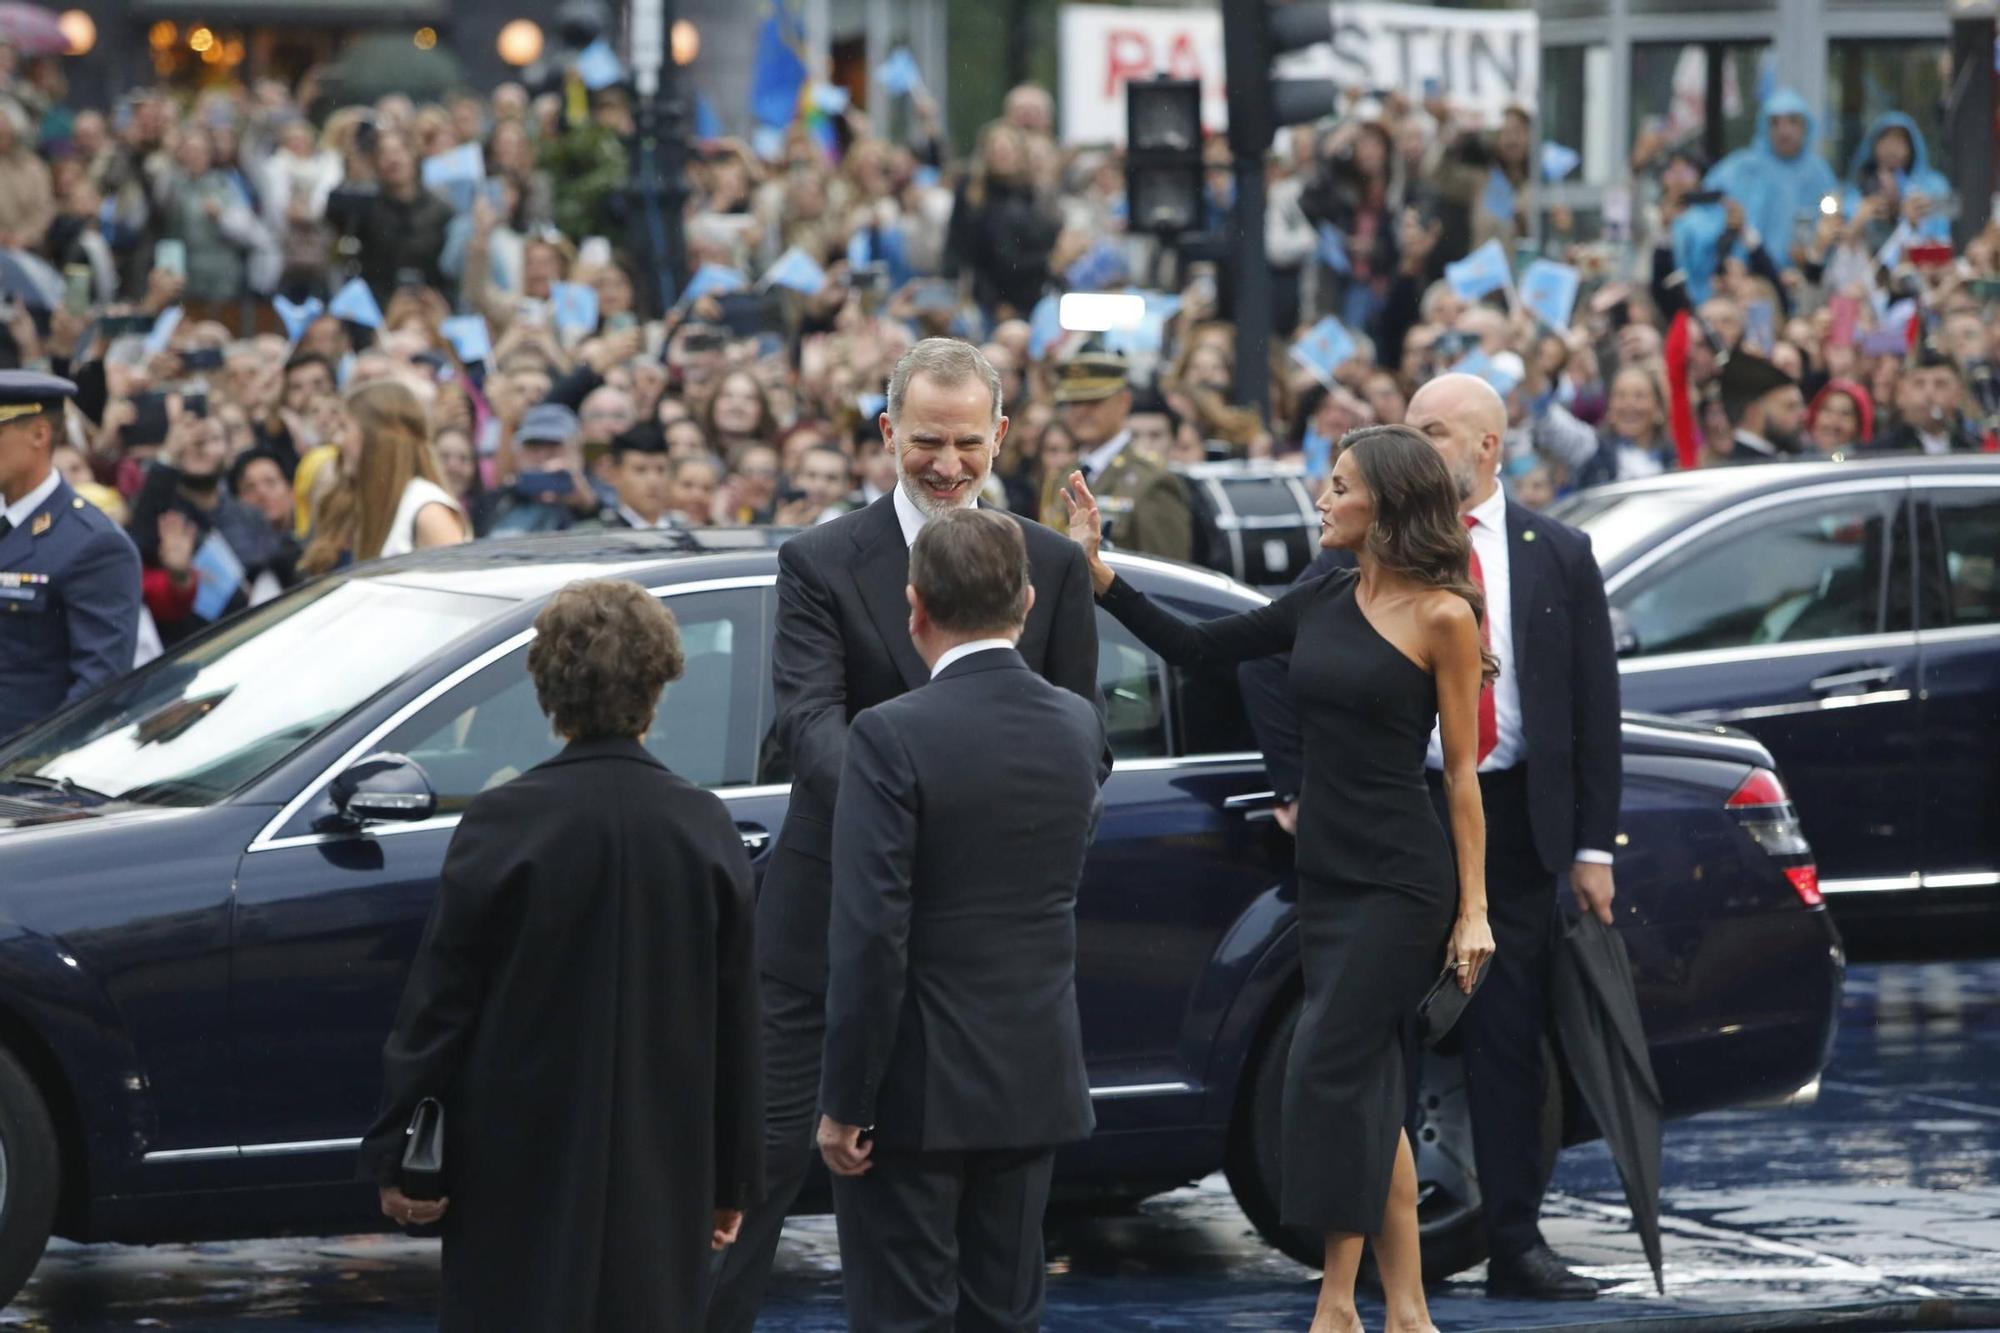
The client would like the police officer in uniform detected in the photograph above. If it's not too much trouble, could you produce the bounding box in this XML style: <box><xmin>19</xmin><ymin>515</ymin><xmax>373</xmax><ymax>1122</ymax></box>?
<box><xmin>0</xmin><ymin>372</ymin><xmax>143</xmax><ymax>740</ymax></box>
<box><xmin>1055</xmin><ymin>352</ymin><xmax>1194</xmax><ymax>561</ymax></box>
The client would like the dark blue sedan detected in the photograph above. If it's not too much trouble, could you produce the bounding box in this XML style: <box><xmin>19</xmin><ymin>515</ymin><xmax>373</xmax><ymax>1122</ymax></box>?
<box><xmin>1552</xmin><ymin>456</ymin><xmax>2000</xmax><ymax>951</ymax></box>
<box><xmin>0</xmin><ymin>532</ymin><xmax>1841</xmax><ymax>1298</ymax></box>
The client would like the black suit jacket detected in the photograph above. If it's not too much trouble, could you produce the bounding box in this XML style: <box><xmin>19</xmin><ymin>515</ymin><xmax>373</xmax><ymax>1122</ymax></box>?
<box><xmin>762</xmin><ymin>494</ymin><xmax>1100</xmax><ymax>991</ymax></box>
<box><xmin>821</xmin><ymin>648</ymin><xmax>1106</xmax><ymax>1151</ymax></box>
<box><xmin>1241</xmin><ymin>502</ymin><xmax>1621</xmax><ymax>875</ymax></box>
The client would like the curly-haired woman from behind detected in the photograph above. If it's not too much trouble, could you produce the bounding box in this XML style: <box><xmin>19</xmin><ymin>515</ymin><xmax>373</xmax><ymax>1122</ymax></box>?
<box><xmin>359</xmin><ymin>579</ymin><xmax>764</xmax><ymax>1332</ymax></box>
<box><xmin>1065</xmin><ymin>425</ymin><xmax>1497</xmax><ymax>1333</ymax></box>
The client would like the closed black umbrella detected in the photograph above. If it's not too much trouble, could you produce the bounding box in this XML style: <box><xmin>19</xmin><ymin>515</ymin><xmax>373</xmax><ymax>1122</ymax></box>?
<box><xmin>1551</xmin><ymin>911</ymin><xmax>1666</xmax><ymax>1295</ymax></box>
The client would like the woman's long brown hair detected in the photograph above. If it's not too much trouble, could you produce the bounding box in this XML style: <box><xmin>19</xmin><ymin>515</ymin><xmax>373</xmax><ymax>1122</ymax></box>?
<box><xmin>300</xmin><ymin>380</ymin><xmax>443</xmax><ymax>574</ymax></box>
<box><xmin>1342</xmin><ymin>424</ymin><xmax>1501</xmax><ymax>685</ymax></box>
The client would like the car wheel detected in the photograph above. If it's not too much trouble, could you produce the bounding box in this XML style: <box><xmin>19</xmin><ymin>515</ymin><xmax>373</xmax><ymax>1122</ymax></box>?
<box><xmin>0</xmin><ymin>1046</ymin><xmax>59</xmax><ymax>1309</ymax></box>
<box><xmin>1224</xmin><ymin>997</ymin><xmax>1558</xmax><ymax>1280</ymax></box>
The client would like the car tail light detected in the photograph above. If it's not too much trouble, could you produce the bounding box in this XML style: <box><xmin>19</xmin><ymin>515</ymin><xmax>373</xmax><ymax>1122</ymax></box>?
<box><xmin>1727</xmin><ymin>767</ymin><xmax>1820</xmax><ymax>907</ymax></box>
<box><xmin>1726</xmin><ymin>768</ymin><xmax>1789</xmax><ymax>809</ymax></box>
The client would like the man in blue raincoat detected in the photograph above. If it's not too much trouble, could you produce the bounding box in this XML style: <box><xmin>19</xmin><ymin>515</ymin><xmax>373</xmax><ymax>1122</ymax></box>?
<box><xmin>1842</xmin><ymin>112</ymin><xmax>1954</xmax><ymax>247</ymax></box>
<box><xmin>1703</xmin><ymin>89</ymin><xmax>1841</xmax><ymax>272</ymax></box>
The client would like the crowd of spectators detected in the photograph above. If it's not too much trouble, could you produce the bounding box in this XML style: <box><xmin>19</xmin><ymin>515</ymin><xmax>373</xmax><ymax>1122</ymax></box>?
<box><xmin>3</xmin><ymin>35</ymin><xmax>1998</xmax><ymax>645</ymax></box>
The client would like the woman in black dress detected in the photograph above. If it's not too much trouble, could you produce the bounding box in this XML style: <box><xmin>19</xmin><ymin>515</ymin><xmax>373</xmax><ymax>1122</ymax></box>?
<box><xmin>1064</xmin><ymin>426</ymin><xmax>1495</xmax><ymax>1333</ymax></box>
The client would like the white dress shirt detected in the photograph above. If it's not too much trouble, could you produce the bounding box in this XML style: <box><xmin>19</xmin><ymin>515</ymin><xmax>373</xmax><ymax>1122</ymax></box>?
<box><xmin>891</xmin><ymin>482</ymin><xmax>975</xmax><ymax>549</ymax></box>
<box><xmin>2</xmin><ymin>469</ymin><xmax>61</xmax><ymax>535</ymax></box>
<box><xmin>1424</xmin><ymin>484</ymin><xmax>1611</xmax><ymax>865</ymax></box>
<box><xmin>930</xmin><ymin>639</ymin><xmax>1016</xmax><ymax>678</ymax></box>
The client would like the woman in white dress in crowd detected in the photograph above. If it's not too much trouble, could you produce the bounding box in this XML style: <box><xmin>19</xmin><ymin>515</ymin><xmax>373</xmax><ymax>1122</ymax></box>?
<box><xmin>299</xmin><ymin>379</ymin><xmax>467</xmax><ymax>574</ymax></box>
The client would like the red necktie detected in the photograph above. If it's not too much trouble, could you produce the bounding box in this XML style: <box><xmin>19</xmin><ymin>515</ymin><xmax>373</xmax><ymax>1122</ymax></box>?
<box><xmin>1464</xmin><ymin>515</ymin><xmax>1499</xmax><ymax>764</ymax></box>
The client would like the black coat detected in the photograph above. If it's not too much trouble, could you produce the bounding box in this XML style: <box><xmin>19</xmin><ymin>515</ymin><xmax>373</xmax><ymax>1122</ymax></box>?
<box><xmin>352</xmin><ymin>187</ymin><xmax>456</xmax><ymax>302</ymax></box>
<box><xmin>359</xmin><ymin>738</ymin><xmax>763</xmax><ymax>1332</ymax></box>
<box><xmin>760</xmin><ymin>494</ymin><xmax>1100</xmax><ymax>992</ymax></box>
<box><xmin>944</xmin><ymin>180</ymin><xmax>1059</xmax><ymax>317</ymax></box>
<box><xmin>1238</xmin><ymin>501</ymin><xmax>1621</xmax><ymax>874</ymax></box>
<box><xmin>822</xmin><ymin>648</ymin><xmax>1107</xmax><ymax>1151</ymax></box>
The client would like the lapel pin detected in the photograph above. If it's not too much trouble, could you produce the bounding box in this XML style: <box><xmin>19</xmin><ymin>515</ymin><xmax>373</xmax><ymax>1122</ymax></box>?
<box><xmin>1522</xmin><ymin>529</ymin><xmax>1536</xmax><ymax>543</ymax></box>
<box><xmin>31</xmin><ymin>513</ymin><xmax>53</xmax><ymax>537</ymax></box>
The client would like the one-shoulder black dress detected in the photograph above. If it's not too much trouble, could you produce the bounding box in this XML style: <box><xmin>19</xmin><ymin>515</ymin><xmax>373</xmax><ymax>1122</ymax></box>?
<box><xmin>1099</xmin><ymin>569</ymin><xmax>1456</xmax><ymax>1234</ymax></box>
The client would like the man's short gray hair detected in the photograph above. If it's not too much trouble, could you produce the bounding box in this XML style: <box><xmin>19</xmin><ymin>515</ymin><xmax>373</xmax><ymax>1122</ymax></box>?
<box><xmin>885</xmin><ymin>338</ymin><xmax>1003</xmax><ymax>427</ymax></box>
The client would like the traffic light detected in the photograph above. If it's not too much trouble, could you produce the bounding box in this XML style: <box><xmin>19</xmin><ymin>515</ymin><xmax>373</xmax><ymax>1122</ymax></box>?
<box><xmin>1125</xmin><ymin>77</ymin><xmax>1204</xmax><ymax>235</ymax></box>
<box><xmin>1221</xmin><ymin>0</ymin><xmax>1339</xmax><ymax>159</ymax></box>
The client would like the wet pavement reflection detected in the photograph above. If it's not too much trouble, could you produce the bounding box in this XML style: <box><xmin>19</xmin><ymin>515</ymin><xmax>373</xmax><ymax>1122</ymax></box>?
<box><xmin>11</xmin><ymin>960</ymin><xmax>2000</xmax><ymax>1331</ymax></box>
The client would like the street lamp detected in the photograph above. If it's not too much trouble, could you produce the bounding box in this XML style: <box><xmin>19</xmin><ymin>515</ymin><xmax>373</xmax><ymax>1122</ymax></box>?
<box><xmin>58</xmin><ymin>9</ymin><xmax>95</xmax><ymax>55</ymax></box>
<box><xmin>496</xmin><ymin>19</ymin><xmax>544</xmax><ymax>67</ymax></box>
<box><xmin>670</xmin><ymin>19</ymin><xmax>698</xmax><ymax>66</ymax></box>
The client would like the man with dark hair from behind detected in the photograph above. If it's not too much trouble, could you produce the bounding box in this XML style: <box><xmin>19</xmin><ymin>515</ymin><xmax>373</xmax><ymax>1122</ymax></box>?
<box><xmin>818</xmin><ymin>508</ymin><xmax>1108</xmax><ymax>1331</ymax></box>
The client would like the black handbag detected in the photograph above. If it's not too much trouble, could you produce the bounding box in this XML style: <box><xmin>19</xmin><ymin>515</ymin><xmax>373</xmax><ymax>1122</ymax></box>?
<box><xmin>399</xmin><ymin>1097</ymin><xmax>446</xmax><ymax>1202</ymax></box>
<box><xmin>1417</xmin><ymin>957</ymin><xmax>1491</xmax><ymax>1048</ymax></box>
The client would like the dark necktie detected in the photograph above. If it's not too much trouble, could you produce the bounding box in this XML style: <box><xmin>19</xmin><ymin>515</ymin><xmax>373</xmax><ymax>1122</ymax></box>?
<box><xmin>1464</xmin><ymin>514</ymin><xmax>1499</xmax><ymax>764</ymax></box>
<box><xmin>0</xmin><ymin>515</ymin><xmax>13</xmax><ymax>540</ymax></box>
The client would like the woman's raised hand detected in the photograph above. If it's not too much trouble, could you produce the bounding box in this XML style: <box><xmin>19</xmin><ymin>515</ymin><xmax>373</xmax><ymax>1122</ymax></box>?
<box><xmin>1061</xmin><ymin>471</ymin><xmax>1115</xmax><ymax>595</ymax></box>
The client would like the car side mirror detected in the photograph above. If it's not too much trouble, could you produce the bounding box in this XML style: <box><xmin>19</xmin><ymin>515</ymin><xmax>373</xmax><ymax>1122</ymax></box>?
<box><xmin>319</xmin><ymin>752</ymin><xmax>437</xmax><ymax>831</ymax></box>
<box><xmin>1609</xmin><ymin>608</ymin><xmax>1641</xmax><ymax>659</ymax></box>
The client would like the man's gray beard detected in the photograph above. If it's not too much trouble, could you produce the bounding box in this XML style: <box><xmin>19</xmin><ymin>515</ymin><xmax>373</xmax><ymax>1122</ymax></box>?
<box><xmin>901</xmin><ymin>473</ymin><xmax>982</xmax><ymax>520</ymax></box>
<box><xmin>1452</xmin><ymin>462</ymin><xmax>1477</xmax><ymax>502</ymax></box>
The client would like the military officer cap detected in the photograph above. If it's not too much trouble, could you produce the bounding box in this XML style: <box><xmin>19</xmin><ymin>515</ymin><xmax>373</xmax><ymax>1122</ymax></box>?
<box><xmin>1718</xmin><ymin>349</ymin><xmax>1795</xmax><ymax>422</ymax></box>
<box><xmin>0</xmin><ymin>370</ymin><xmax>78</xmax><ymax>426</ymax></box>
<box><xmin>1053</xmin><ymin>352</ymin><xmax>1132</xmax><ymax>404</ymax></box>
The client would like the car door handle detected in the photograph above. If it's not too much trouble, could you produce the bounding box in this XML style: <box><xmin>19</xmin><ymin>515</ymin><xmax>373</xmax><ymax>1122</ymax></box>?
<box><xmin>1808</xmin><ymin>666</ymin><xmax>1899</xmax><ymax>693</ymax></box>
<box><xmin>737</xmin><ymin>823</ymin><xmax>771</xmax><ymax>854</ymax></box>
<box><xmin>1223</xmin><ymin>791</ymin><xmax>1280</xmax><ymax>823</ymax></box>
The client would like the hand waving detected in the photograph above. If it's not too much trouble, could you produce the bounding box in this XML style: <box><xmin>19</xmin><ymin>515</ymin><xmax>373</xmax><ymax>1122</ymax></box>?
<box><xmin>1061</xmin><ymin>471</ymin><xmax>1115</xmax><ymax>595</ymax></box>
<box><xmin>157</xmin><ymin>511</ymin><xmax>198</xmax><ymax>575</ymax></box>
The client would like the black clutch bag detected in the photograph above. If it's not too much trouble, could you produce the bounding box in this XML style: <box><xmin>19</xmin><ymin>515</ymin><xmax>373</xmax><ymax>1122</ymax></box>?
<box><xmin>399</xmin><ymin>1097</ymin><xmax>446</xmax><ymax>1202</ymax></box>
<box><xmin>1417</xmin><ymin>958</ymin><xmax>1491</xmax><ymax>1048</ymax></box>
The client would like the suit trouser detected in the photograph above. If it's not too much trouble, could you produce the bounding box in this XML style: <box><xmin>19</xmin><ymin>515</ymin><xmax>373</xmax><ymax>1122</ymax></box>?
<box><xmin>705</xmin><ymin>973</ymin><xmax>824</xmax><ymax>1333</ymax></box>
<box><xmin>832</xmin><ymin>1146</ymin><xmax>1056</xmax><ymax>1333</ymax></box>
<box><xmin>1428</xmin><ymin>766</ymin><xmax>1560</xmax><ymax>1261</ymax></box>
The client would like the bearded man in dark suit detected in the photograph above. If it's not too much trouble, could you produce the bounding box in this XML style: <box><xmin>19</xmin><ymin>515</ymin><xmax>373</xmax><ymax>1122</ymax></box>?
<box><xmin>705</xmin><ymin>339</ymin><xmax>1101</xmax><ymax>1332</ymax></box>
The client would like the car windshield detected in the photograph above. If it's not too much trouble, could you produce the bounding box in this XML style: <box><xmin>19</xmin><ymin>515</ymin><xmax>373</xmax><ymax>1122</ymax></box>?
<box><xmin>1548</xmin><ymin>488</ymin><xmax>1715</xmax><ymax>570</ymax></box>
<box><xmin>0</xmin><ymin>579</ymin><xmax>501</xmax><ymax>807</ymax></box>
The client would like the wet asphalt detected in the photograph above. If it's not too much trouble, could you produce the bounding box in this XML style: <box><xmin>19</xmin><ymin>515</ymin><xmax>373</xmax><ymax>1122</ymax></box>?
<box><xmin>9</xmin><ymin>959</ymin><xmax>2000</xmax><ymax>1332</ymax></box>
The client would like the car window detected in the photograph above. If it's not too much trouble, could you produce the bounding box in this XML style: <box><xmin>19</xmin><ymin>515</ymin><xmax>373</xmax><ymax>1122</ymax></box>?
<box><xmin>1160</xmin><ymin>594</ymin><xmax>1259</xmax><ymax>756</ymax></box>
<box><xmin>0</xmin><ymin>580</ymin><xmax>498</xmax><ymax>806</ymax></box>
<box><xmin>1550</xmin><ymin>488</ymin><xmax>1715</xmax><ymax>571</ymax></box>
<box><xmin>1920</xmin><ymin>490</ymin><xmax>2000</xmax><ymax>629</ymax></box>
<box><xmin>1618</xmin><ymin>495</ymin><xmax>1896</xmax><ymax>657</ymax></box>
<box><xmin>377</xmin><ymin>589</ymin><xmax>765</xmax><ymax>813</ymax></box>
<box><xmin>1095</xmin><ymin>608</ymin><xmax>1169</xmax><ymax>759</ymax></box>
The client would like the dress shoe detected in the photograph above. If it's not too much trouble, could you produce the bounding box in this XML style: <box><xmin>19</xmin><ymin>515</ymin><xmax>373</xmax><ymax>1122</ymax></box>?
<box><xmin>1485</xmin><ymin>1244</ymin><xmax>1598</xmax><ymax>1300</ymax></box>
